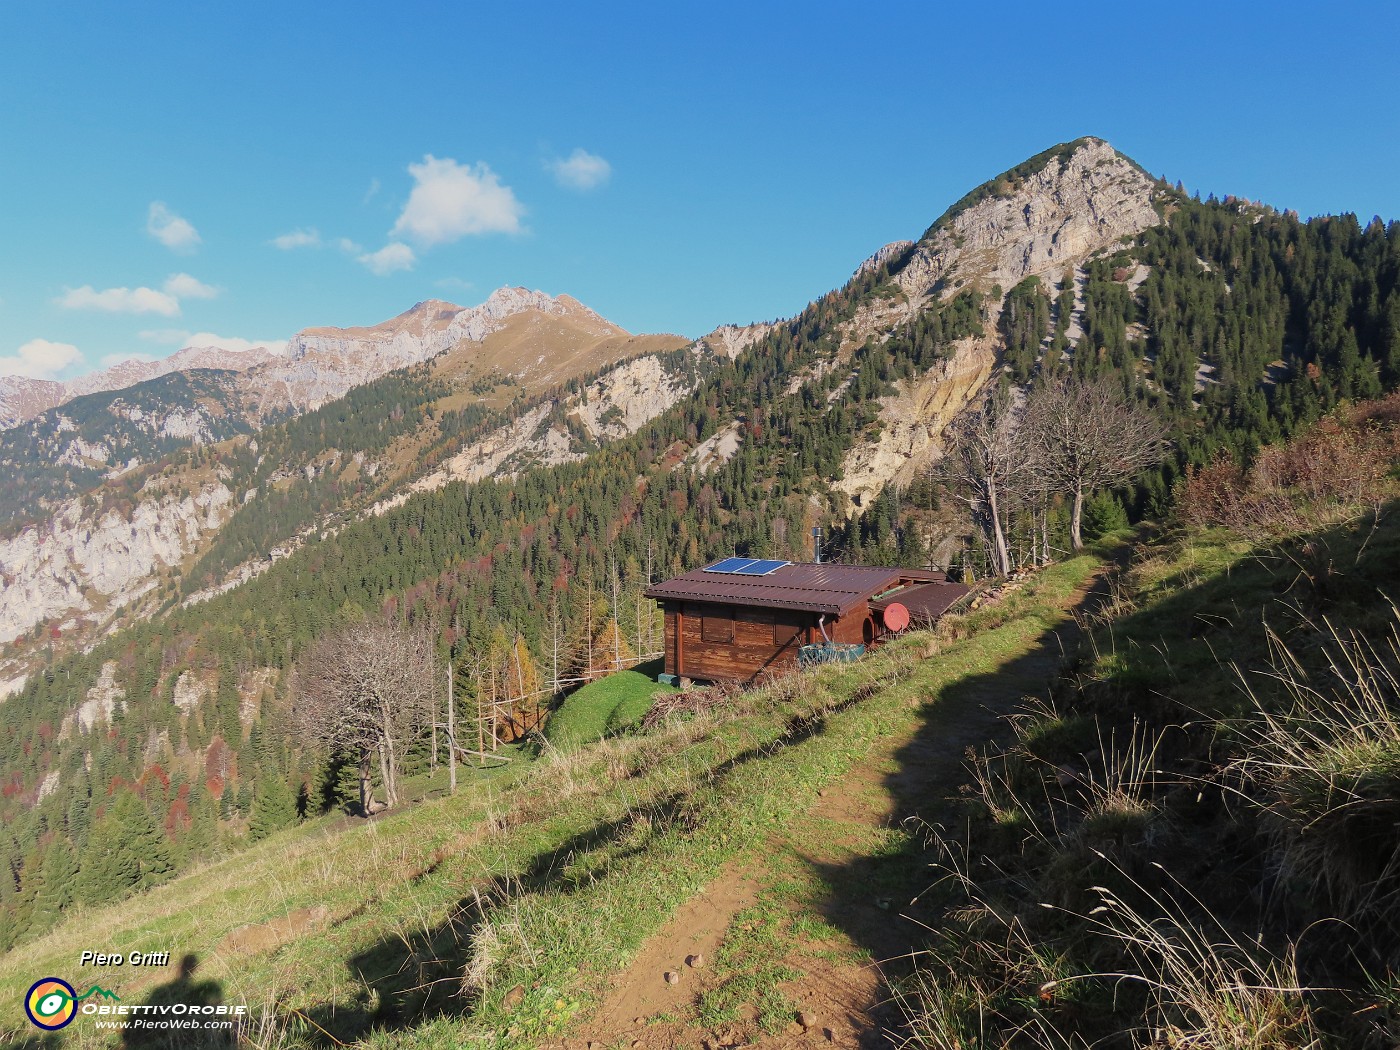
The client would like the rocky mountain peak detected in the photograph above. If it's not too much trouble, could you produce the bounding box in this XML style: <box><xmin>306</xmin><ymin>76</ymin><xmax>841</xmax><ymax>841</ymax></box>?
<box><xmin>261</xmin><ymin>287</ymin><xmax>630</xmax><ymax>413</ymax></box>
<box><xmin>478</xmin><ymin>285</ymin><xmax>568</xmax><ymax>317</ymax></box>
<box><xmin>853</xmin><ymin>240</ymin><xmax>915</xmax><ymax>279</ymax></box>
<box><xmin>891</xmin><ymin>137</ymin><xmax>1161</xmax><ymax>301</ymax></box>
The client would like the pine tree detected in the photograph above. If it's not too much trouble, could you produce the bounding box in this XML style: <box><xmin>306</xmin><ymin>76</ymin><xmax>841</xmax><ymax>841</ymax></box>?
<box><xmin>185</xmin><ymin>782</ymin><xmax>220</xmax><ymax>858</ymax></box>
<box><xmin>76</xmin><ymin>793</ymin><xmax>175</xmax><ymax>904</ymax></box>
<box><xmin>28</xmin><ymin>837</ymin><xmax>78</xmax><ymax>931</ymax></box>
<box><xmin>247</xmin><ymin>771</ymin><xmax>297</xmax><ymax>842</ymax></box>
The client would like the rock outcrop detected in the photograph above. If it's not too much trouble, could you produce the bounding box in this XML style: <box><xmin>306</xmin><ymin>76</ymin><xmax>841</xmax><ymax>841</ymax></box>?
<box><xmin>370</xmin><ymin>350</ymin><xmax>703</xmax><ymax>514</ymax></box>
<box><xmin>835</xmin><ymin>333</ymin><xmax>1000</xmax><ymax>507</ymax></box>
<box><xmin>893</xmin><ymin>138</ymin><xmax>1160</xmax><ymax>302</ymax></box>
<box><xmin>853</xmin><ymin>240</ymin><xmax>914</xmax><ymax>278</ymax></box>
<box><xmin>699</xmin><ymin>322</ymin><xmax>777</xmax><ymax>361</ymax></box>
<box><xmin>834</xmin><ymin>139</ymin><xmax>1163</xmax><ymax>507</ymax></box>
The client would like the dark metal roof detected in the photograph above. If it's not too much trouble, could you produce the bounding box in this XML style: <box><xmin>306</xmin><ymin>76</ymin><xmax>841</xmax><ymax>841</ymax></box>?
<box><xmin>870</xmin><ymin>581</ymin><xmax>971</xmax><ymax>623</ymax></box>
<box><xmin>644</xmin><ymin>562</ymin><xmax>944</xmax><ymax>616</ymax></box>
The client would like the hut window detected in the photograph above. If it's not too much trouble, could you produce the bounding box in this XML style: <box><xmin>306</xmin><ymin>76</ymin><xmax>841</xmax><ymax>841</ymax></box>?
<box><xmin>701</xmin><ymin>608</ymin><xmax>734</xmax><ymax>643</ymax></box>
<box><xmin>774</xmin><ymin>620</ymin><xmax>800</xmax><ymax>645</ymax></box>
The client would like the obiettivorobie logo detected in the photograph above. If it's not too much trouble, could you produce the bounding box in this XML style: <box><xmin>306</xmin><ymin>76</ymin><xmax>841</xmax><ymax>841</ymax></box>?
<box><xmin>24</xmin><ymin>977</ymin><xmax>120</xmax><ymax>1030</ymax></box>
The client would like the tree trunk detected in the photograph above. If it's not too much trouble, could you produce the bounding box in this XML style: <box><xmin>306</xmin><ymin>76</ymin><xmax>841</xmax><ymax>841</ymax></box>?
<box><xmin>512</xmin><ymin>637</ymin><xmax>529</xmax><ymax>730</ymax></box>
<box><xmin>986</xmin><ymin>483</ymin><xmax>1011</xmax><ymax>576</ymax></box>
<box><xmin>476</xmin><ymin>675</ymin><xmax>486</xmax><ymax>761</ymax></box>
<box><xmin>1070</xmin><ymin>483</ymin><xmax>1085</xmax><ymax>551</ymax></box>
<box><xmin>377</xmin><ymin>742</ymin><xmax>395</xmax><ymax>810</ymax></box>
<box><xmin>447</xmin><ymin>662</ymin><xmax>457</xmax><ymax>794</ymax></box>
<box><xmin>358</xmin><ymin>748</ymin><xmax>372</xmax><ymax>816</ymax></box>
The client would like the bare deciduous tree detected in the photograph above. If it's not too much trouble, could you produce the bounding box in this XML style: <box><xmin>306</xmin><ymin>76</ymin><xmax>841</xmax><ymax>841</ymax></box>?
<box><xmin>292</xmin><ymin>618</ymin><xmax>439</xmax><ymax>815</ymax></box>
<box><xmin>937</xmin><ymin>388</ymin><xmax>1029</xmax><ymax>577</ymax></box>
<box><xmin>1024</xmin><ymin>377</ymin><xmax>1170</xmax><ymax>550</ymax></box>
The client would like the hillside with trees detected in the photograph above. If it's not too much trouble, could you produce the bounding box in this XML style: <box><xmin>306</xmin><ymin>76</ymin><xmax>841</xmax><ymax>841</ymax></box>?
<box><xmin>2</xmin><ymin>140</ymin><xmax>1399</xmax><ymax>963</ymax></box>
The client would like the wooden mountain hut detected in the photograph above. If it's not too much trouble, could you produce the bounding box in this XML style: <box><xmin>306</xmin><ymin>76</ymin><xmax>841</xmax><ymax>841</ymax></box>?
<box><xmin>643</xmin><ymin>558</ymin><xmax>970</xmax><ymax>686</ymax></box>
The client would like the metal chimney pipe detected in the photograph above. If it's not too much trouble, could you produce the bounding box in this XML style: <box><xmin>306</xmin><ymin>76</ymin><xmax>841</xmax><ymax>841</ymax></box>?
<box><xmin>812</xmin><ymin>525</ymin><xmax>823</xmax><ymax>564</ymax></box>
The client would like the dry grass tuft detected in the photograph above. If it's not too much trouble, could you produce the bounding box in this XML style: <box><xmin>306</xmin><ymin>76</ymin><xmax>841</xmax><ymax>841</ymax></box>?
<box><xmin>1236</xmin><ymin>609</ymin><xmax>1400</xmax><ymax>936</ymax></box>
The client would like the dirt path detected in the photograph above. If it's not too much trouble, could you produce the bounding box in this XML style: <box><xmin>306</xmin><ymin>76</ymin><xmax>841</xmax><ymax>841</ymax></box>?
<box><xmin>556</xmin><ymin>567</ymin><xmax>1108</xmax><ymax>1050</ymax></box>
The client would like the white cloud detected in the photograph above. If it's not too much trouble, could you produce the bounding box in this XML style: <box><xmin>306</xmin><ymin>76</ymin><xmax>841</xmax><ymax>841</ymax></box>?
<box><xmin>390</xmin><ymin>155</ymin><xmax>523</xmax><ymax>247</ymax></box>
<box><xmin>0</xmin><ymin>338</ymin><xmax>82</xmax><ymax>379</ymax></box>
<box><xmin>57</xmin><ymin>273</ymin><xmax>217</xmax><ymax>316</ymax></box>
<box><xmin>139</xmin><ymin>329</ymin><xmax>287</xmax><ymax>355</ymax></box>
<box><xmin>547</xmin><ymin>148</ymin><xmax>612</xmax><ymax>191</ymax></box>
<box><xmin>271</xmin><ymin>228</ymin><xmax>321</xmax><ymax>250</ymax></box>
<box><xmin>358</xmin><ymin>242</ymin><xmax>416</xmax><ymax>276</ymax></box>
<box><xmin>57</xmin><ymin>285</ymin><xmax>181</xmax><ymax>316</ymax></box>
<box><xmin>147</xmin><ymin>202</ymin><xmax>201</xmax><ymax>252</ymax></box>
<box><xmin>363</xmin><ymin>178</ymin><xmax>381</xmax><ymax>205</ymax></box>
<box><xmin>163</xmin><ymin>273</ymin><xmax>218</xmax><ymax>299</ymax></box>
<box><xmin>336</xmin><ymin>237</ymin><xmax>363</xmax><ymax>254</ymax></box>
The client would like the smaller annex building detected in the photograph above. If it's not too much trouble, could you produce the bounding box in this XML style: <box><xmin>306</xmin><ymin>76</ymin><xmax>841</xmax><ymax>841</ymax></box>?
<box><xmin>643</xmin><ymin>558</ymin><xmax>970</xmax><ymax>685</ymax></box>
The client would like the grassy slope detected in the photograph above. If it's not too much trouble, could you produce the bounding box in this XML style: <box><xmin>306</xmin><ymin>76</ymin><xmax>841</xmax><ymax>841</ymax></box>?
<box><xmin>543</xmin><ymin>659</ymin><xmax>677</xmax><ymax>750</ymax></box>
<box><xmin>902</xmin><ymin>486</ymin><xmax>1400</xmax><ymax>1044</ymax></box>
<box><xmin>0</xmin><ymin>556</ymin><xmax>1105</xmax><ymax>1049</ymax></box>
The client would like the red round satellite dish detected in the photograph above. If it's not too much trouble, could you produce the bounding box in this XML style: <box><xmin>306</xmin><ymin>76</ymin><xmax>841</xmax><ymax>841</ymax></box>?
<box><xmin>882</xmin><ymin>602</ymin><xmax>910</xmax><ymax>632</ymax></box>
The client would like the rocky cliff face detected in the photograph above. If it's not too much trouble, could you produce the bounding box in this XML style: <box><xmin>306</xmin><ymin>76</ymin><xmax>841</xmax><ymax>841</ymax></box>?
<box><xmin>833</xmin><ymin>138</ymin><xmax>1164</xmax><ymax>507</ymax></box>
<box><xmin>370</xmin><ymin>349</ymin><xmax>707</xmax><ymax>514</ymax></box>
<box><xmin>835</xmin><ymin>332</ymin><xmax>1001</xmax><ymax>507</ymax></box>
<box><xmin>0</xmin><ymin>480</ymin><xmax>234</xmax><ymax>645</ymax></box>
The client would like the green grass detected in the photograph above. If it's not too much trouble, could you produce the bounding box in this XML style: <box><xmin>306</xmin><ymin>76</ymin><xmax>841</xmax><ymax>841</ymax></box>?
<box><xmin>697</xmin><ymin>899</ymin><xmax>804</xmax><ymax>1033</ymax></box>
<box><xmin>0</xmin><ymin>555</ymin><xmax>1105</xmax><ymax>1049</ymax></box>
<box><xmin>543</xmin><ymin>658</ymin><xmax>676</xmax><ymax>751</ymax></box>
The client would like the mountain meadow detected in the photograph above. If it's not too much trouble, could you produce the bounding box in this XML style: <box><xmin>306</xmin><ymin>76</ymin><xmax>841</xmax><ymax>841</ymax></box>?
<box><xmin>3</xmin><ymin>138</ymin><xmax>1400</xmax><ymax>1047</ymax></box>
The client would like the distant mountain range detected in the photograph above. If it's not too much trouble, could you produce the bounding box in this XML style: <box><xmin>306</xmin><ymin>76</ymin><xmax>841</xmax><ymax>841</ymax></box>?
<box><xmin>0</xmin><ymin>344</ymin><xmax>276</xmax><ymax>430</ymax></box>
<box><xmin>0</xmin><ymin>288</ymin><xmax>692</xmax><ymax>534</ymax></box>
<box><xmin>0</xmin><ymin>286</ymin><xmax>685</xmax><ymax>432</ymax></box>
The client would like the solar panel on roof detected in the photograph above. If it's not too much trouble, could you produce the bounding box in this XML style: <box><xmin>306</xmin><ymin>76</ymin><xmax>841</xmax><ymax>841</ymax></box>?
<box><xmin>732</xmin><ymin>559</ymin><xmax>789</xmax><ymax>576</ymax></box>
<box><xmin>704</xmin><ymin>557</ymin><xmax>758</xmax><ymax>573</ymax></box>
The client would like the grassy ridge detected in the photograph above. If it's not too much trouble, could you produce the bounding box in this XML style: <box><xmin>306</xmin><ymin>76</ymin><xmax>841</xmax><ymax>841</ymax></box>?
<box><xmin>0</xmin><ymin>557</ymin><xmax>1105</xmax><ymax>1049</ymax></box>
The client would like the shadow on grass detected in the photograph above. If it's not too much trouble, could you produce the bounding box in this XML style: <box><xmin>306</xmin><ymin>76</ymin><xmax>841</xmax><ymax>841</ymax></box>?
<box><xmin>120</xmin><ymin>954</ymin><xmax>227</xmax><ymax>1049</ymax></box>
<box><xmin>798</xmin><ymin>587</ymin><xmax>1103</xmax><ymax>1047</ymax></box>
<box><xmin>288</xmin><ymin>508</ymin><xmax>1400</xmax><ymax>1045</ymax></box>
<box><xmin>798</xmin><ymin>504</ymin><xmax>1400</xmax><ymax>1043</ymax></box>
<box><xmin>293</xmin><ymin>674</ymin><xmax>894</xmax><ymax>1044</ymax></box>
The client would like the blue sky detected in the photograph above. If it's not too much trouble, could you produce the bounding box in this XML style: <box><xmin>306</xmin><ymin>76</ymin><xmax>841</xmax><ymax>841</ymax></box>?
<box><xmin>2</xmin><ymin>1</ymin><xmax>1398</xmax><ymax>379</ymax></box>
